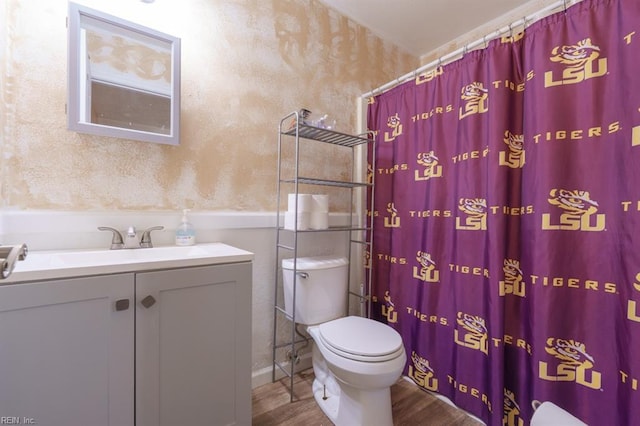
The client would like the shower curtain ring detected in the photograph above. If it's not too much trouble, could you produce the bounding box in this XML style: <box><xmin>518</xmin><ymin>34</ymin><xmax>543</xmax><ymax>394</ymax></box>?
<box><xmin>563</xmin><ymin>0</ymin><xmax>568</xmax><ymax>13</ymax></box>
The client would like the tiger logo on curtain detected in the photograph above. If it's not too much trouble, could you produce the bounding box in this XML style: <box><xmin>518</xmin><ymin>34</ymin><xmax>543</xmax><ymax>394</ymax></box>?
<box><xmin>629</xmin><ymin>273</ymin><xmax>640</xmax><ymax>322</ymax></box>
<box><xmin>544</xmin><ymin>38</ymin><xmax>607</xmax><ymax>87</ymax></box>
<box><xmin>503</xmin><ymin>389</ymin><xmax>524</xmax><ymax>426</ymax></box>
<box><xmin>538</xmin><ymin>338</ymin><xmax>602</xmax><ymax>390</ymax></box>
<box><xmin>384</xmin><ymin>113</ymin><xmax>403</xmax><ymax>142</ymax></box>
<box><xmin>541</xmin><ymin>189</ymin><xmax>605</xmax><ymax>231</ymax></box>
<box><xmin>408</xmin><ymin>351</ymin><xmax>439</xmax><ymax>391</ymax></box>
<box><xmin>459</xmin><ymin>82</ymin><xmax>489</xmax><ymax>119</ymax></box>
<box><xmin>499</xmin><ymin>131</ymin><xmax>525</xmax><ymax>168</ymax></box>
<box><xmin>454</xmin><ymin>313</ymin><xmax>489</xmax><ymax>355</ymax></box>
<box><xmin>415</xmin><ymin>151</ymin><xmax>443</xmax><ymax>181</ymax></box>
<box><xmin>415</xmin><ymin>66</ymin><xmax>444</xmax><ymax>85</ymax></box>
<box><xmin>412</xmin><ymin>251</ymin><xmax>440</xmax><ymax>283</ymax></box>
<box><xmin>499</xmin><ymin>258</ymin><xmax>526</xmax><ymax>297</ymax></box>
<box><xmin>381</xmin><ymin>290</ymin><xmax>398</xmax><ymax>323</ymax></box>
<box><xmin>384</xmin><ymin>202</ymin><xmax>401</xmax><ymax>228</ymax></box>
<box><xmin>456</xmin><ymin>198</ymin><xmax>488</xmax><ymax>230</ymax></box>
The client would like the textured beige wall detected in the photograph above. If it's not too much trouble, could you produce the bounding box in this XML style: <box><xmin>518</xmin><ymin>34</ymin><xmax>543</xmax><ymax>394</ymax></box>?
<box><xmin>419</xmin><ymin>0</ymin><xmax>567</xmax><ymax>65</ymax></box>
<box><xmin>1</xmin><ymin>0</ymin><xmax>417</xmax><ymax>212</ymax></box>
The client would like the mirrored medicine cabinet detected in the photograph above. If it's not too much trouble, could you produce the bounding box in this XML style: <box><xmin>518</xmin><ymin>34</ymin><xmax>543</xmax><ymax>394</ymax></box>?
<box><xmin>67</xmin><ymin>3</ymin><xmax>181</xmax><ymax>145</ymax></box>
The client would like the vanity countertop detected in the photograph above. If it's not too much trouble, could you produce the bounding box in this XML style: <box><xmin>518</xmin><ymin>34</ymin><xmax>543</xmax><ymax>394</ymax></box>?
<box><xmin>3</xmin><ymin>243</ymin><xmax>254</xmax><ymax>284</ymax></box>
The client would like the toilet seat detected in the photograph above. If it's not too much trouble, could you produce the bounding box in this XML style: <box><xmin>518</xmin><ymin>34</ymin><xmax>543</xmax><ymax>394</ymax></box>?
<box><xmin>318</xmin><ymin>316</ymin><xmax>404</xmax><ymax>362</ymax></box>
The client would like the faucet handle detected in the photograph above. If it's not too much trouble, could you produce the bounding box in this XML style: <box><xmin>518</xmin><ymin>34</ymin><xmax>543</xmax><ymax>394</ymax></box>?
<box><xmin>98</xmin><ymin>226</ymin><xmax>125</xmax><ymax>250</ymax></box>
<box><xmin>140</xmin><ymin>226</ymin><xmax>164</xmax><ymax>248</ymax></box>
<box><xmin>15</xmin><ymin>243</ymin><xmax>28</xmax><ymax>261</ymax></box>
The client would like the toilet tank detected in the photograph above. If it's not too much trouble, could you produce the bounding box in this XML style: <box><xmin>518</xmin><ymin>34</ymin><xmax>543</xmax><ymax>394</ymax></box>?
<box><xmin>282</xmin><ymin>256</ymin><xmax>349</xmax><ymax>325</ymax></box>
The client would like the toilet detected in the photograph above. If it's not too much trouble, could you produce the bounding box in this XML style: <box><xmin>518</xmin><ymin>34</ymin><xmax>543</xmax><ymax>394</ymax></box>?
<box><xmin>282</xmin><ymin>256</ymin><xmax>406</xmax><ymax>426</ymax></box>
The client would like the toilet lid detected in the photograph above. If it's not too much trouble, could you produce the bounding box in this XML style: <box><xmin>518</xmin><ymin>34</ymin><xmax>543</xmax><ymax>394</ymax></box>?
<box><xmin>318</xmin><ymin>316</ymin><xmax>403</xmax><ymax>361</ymax></box>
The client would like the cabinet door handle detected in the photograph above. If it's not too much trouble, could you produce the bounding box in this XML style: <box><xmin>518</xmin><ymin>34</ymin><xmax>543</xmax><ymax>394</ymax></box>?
<box><xmin>115</xmin><ymin>299</ymin><xmax>130</xmax><ymax>311</ymax></box>
<box><xmin>141</xmin><ymin>295</ymin><xmax>156</xmax><ymax>308</ymax></box>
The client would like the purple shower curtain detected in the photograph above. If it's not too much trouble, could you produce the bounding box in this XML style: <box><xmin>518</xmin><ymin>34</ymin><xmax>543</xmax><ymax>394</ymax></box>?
<box><xmin>366</xmin><ymin>0</ymin><xmax>640</xmax><ymax>424</ymax></box>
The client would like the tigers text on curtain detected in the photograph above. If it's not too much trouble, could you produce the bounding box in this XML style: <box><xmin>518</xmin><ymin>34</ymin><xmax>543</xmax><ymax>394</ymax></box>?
<box><xmin>366</xmin><ymin>0</ymin><xmax>640</xmax><ymax>424</ymax></box>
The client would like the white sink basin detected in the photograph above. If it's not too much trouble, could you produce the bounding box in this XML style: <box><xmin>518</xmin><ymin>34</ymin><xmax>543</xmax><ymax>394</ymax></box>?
<box><xmin>5</xmin><ymin>243</ymin><xmax>253</xmax><ymax>283</ymax></box>
<box><xmin>49</xmin><ymin>245</ymin><xmax>217</xmax><ymax>266</ymax></box>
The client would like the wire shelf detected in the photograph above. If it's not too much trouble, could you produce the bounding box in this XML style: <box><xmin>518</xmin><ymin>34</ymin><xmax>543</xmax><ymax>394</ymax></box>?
<box><xmin>280</xmin><ymin>176</ymin><xmax>371</xmax><ymax>188</ymax></box>
<box><xmin>282</xmin><ymin>123</ymin><xmax>371</xmax><ymax>147</ymax></box>
<box><xmin>273</xmin><ymin>111</ymin><xmax>376</xmax><ymax>403</ymax></box>
<box><xmin>277</xmin><ymin>225</ymin><xmax>371</xmax><ymax>233</ymax></box>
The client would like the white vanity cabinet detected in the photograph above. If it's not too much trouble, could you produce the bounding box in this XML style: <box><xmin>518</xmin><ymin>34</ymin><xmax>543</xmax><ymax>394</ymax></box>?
<box><xmin>0</xmin><ymin>274</ymin><xmax>135</xmax><ymax>426</ymax></box>
<box><xmin>135</xmin><ymin>262</ymin><xmax>252</xmax><ymax>426</ymax></box>
<box><xmin>0</xmin><ymin>249</ymin><xmax>252</xmax><ymax>426</ymax></box>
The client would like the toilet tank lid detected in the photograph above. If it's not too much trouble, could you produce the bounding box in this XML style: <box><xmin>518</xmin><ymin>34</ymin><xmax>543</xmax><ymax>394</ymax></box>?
<box><xmin>282</xmin><ymin>256</ymin><xmax>348</xmax><ymax>270</ymax></box>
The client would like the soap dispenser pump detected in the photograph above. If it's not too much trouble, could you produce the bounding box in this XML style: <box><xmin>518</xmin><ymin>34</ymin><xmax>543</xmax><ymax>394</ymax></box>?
<box><xmin>175</xmin><ymin>209</ymin><xmax>196</xmax><ymax>246</ymax></box>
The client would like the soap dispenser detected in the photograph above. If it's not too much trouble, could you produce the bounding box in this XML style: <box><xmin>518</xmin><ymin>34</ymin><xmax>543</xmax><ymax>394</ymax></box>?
<box><xmin>175</xmin><ymin>209</ymin><xmax>196</xmax><ymax>246</ymax></box>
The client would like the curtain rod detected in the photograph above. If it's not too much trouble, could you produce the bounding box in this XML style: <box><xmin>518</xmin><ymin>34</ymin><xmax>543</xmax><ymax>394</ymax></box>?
<box><xmin>361</xmin><ymin>0</ymin><xmax>581</xmax><ymax>98</ymax></box>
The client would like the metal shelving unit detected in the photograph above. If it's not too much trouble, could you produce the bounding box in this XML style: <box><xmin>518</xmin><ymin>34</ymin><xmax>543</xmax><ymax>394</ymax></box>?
<box><xmin>271</xmin><ymin>111</ymin><xmax>376</xmax><ymax>401</ymax></box>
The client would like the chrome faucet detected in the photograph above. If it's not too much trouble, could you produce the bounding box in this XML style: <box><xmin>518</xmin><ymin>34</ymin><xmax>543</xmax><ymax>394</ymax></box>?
<box><xmin>98</xmin><ymin>226</ymin><xmax>164</xmax><ymax>250</ymax></box>
<box><xmin>140</xmin><ymin>226</ymin><xmax>164</xmax><ymax>248</ymax></box>
<box><xmin>124</xmin><ymin>226</ymin><xmax>139</xmax><ymax>249</ymax></box>
<box><xmin>0</xmin><ymin>243</ymin><xmax>28</xmax><ymax>279</ymax></box>
<box><xmin>98</xmin><ymin>226</ymin><xmax>125</xmax><ymax>249</ymax></box>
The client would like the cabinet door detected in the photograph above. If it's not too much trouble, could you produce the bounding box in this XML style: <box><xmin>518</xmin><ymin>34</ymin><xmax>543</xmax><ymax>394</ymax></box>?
<box><xmin>0</xmin><ymin>274</ymin><xmax>135</xmax><ymax>426</ymax></box>
<box><xmin>136</xmin><ymin>262</ymin><xmax>252</xmax><ymax>426</ymax></box>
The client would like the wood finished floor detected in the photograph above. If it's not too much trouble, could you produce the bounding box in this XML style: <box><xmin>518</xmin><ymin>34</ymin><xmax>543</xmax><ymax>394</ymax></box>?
<box><xmin>252</xmin><ymin>369</ymin><xmax>482</xmax><ymax>426</ymax></box>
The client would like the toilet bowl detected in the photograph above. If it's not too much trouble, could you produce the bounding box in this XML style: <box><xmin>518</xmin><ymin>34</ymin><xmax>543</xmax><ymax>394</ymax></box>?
<box><xmin>308</xmin><ymin>316</ymin><xmax>406</xmax><ymax>426</ymax></box>
<box><xmin>282</xmin><ymin>256</ymin><xmax>406</xmax><ymax>426</ymax></box>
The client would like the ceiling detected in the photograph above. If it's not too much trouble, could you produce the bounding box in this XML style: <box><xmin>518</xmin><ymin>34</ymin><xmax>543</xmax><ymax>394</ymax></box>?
<box><xmin>318</xmin><ymin>0</ymin><xmax>536</xmax><ymax>57</ymax></box>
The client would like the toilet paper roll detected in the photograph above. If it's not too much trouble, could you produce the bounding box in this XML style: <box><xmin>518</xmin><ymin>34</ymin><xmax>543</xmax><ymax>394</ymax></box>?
<box><xmin>311</xmin><ymin>194</ymin><xmax>329</xmax><ymax>212</ymax></box>
<box><xmin>310</xmin><ymin>211</ymin><xmax>329</xmax><ymax>230</ymax></box>
<box><xmin>288</xmin><ymin>193</ymin><xmax>312</xmax><ymax>212</ymax></box>
<box><xmin>284</xmin><ymin>211</ymin><xmax>310</xmax><ymax>230</ymax></box>
<box><xmin>530</xmin><ymin>402</ymin><xmax>587</xmax><ymax>426</ymax></box>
